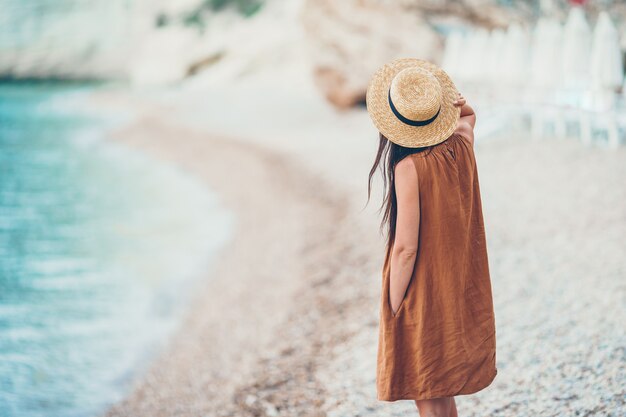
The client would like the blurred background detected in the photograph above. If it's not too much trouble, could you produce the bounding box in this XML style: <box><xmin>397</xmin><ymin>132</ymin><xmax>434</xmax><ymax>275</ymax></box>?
<box><xmin>0</xmin><ymin>1</ymin><xmax>625</xmax><ymax>417</ymax></box>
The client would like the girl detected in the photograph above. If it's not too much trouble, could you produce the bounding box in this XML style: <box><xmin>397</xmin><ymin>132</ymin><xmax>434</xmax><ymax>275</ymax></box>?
<box><xmin>365</xmin><ymin>58</ymin><xmax>497</xmax><ymax>417</ymax></box>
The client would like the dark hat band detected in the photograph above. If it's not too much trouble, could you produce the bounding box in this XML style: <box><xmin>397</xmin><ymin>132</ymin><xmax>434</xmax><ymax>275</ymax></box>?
<box><xmin>388</xmin><ymin>88</ymin><xmax>441</xmax><ymax>127</ymax></box>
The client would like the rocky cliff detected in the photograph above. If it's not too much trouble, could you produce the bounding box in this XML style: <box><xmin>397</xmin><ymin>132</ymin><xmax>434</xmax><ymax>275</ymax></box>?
<box><xmin>2</xmin><ymin>0</ymin><xmax>624</xmax><ymax>112</ymax></box>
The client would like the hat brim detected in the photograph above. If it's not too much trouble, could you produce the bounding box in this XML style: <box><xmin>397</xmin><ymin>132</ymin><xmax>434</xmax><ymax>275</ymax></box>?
<box><xmin>366</xmin><ymin>58</ymin><xmax>461</xmax><ymax>148</ymax></box>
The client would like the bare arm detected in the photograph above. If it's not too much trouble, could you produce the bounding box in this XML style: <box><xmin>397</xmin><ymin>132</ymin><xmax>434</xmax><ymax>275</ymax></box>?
<box><xmin>389</xmin><ymin>156</ymin><xmax>420</xmax><ymax>316</ymax></box>
<box><xmin>453</xmin><ymin>93</ymin><xmax>476</xmax><ymax>145</ymax></box>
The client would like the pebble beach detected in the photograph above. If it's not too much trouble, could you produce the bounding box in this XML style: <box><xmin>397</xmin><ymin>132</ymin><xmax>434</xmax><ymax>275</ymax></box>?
<box><xmin>89</xmin><ymin>80</ymin><xmax>626</xmax><ymax>417</ymax></box>
<box><xmin>2</xmin><ymin>1</ymin><xmax>625</xmax><ymax>416</ymax></box>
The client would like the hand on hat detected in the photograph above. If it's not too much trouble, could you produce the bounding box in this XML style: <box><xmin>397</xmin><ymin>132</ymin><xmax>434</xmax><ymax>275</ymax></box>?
<box><xmin>453</xmin><ymin>93</ymin><xmax>466</xmax><ymax>107</ymax></box>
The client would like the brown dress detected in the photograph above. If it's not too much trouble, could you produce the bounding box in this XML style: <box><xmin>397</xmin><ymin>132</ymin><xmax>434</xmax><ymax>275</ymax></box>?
<box><xmin>377</xmin><ymin>132</ymin><xmax>497</xmax><ymax>401</ymax></box>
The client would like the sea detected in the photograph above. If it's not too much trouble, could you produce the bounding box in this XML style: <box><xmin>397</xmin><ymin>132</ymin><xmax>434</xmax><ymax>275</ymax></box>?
<box><xmin>0</xmin><ymin>82</ymin><xmax>232</xmax><ymax>417</ymax></box>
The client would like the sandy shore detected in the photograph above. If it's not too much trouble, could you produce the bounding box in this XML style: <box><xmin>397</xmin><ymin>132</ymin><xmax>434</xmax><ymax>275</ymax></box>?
<box><xmin>95</xmin><ymin>87</ymin><xmax>626</xmax><ymax>417</ymax></box>
<box><xmin>97</xmin><ymin>102</ymin><xmax>383</xmax><ymax>417</ymax></box>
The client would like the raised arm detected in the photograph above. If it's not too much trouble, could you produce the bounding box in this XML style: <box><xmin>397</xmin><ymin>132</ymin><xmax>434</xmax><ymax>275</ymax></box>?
<box><xmin>389</xmin><ymin>156</ymin><xmax>420</xmax><ymax>316</ymax></box>
<box><xmin>453</xmin><ymin>93</ymin><xmax>476</xmax><ymax>146</ymax></box>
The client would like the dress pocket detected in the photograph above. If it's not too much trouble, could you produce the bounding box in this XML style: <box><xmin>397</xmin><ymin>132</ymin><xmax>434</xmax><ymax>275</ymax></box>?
<box><xmin>388</xmin><ymin>275</ymin><xmax>413</xmax><ymax>319</ymax></box>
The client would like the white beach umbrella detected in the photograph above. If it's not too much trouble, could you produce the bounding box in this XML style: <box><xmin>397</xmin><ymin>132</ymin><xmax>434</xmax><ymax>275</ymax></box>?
<box><xmin>466</xmin><ymin>28</ymin><xmax>490</xmax><ymax>84</ymax></box>
<box><xmin>562</xmin><ymin>6</ymin><xmax>591</xmax><ymax>91</ymax></box>
<box><xmin>590</xmin><ymin>12</ymin><xmax>624</xmax><ymax>92</ymax></box>
<box><xmin>452</xmin><ymin>31</ymin><xmax>474</xmax><ymax>84</ymax></box>
<box><xmin>530</xmin><ymin>17</ymin><xmax>563</xmax><ymax>89</ymax></box>
<box><xmin>502</xmin><ymin>23</ymin><xmax>530</xmax><ymax>87</ymax></box>
<box><xmin>456</xmin><ymin>31</ymin><xmax>475</xmax><ymax>84</ymax></box>
<box><xmin>456</xmin><ymin>29</ymin><xmax>476</xmax><ymax>83</ymax></box>
<box><xmin>486</xmin><ymin>29</ymin><xmax>507</xmax><ymax>84</ymax></box>
<box><xmin>442</xmin><ymin>31</ymin><xmax>464</xmax><ymax>81</ymax></box>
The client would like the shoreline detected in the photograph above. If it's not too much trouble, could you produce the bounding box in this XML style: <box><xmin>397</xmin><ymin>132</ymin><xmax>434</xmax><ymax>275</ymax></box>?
<box><xmin>98</xmin><ymin>105</ymin><xmax>383</xmax><ymax>416</ymax></box>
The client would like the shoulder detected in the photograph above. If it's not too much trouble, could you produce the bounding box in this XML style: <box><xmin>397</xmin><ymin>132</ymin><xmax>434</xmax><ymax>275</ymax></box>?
<box><xmin>394</xmin><ymin>155</ymin><xmax>417</xmax><ymax>176</ymax></box>
<box><xmin>394</xmin><ymin>155</ymin><xmax>418</xmax><ymax>192</ymax></box>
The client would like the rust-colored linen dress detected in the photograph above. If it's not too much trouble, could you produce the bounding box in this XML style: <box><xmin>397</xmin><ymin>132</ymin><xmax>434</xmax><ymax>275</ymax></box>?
<box><xmin>376</xmin><ymin>132</ymin><xmax>497</xmax><ymax>401</ymax></box>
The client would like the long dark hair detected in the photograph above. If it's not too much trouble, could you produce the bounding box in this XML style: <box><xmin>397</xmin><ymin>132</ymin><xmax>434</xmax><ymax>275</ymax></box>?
<box><xmin>367</xmin><ymin>133</ymin><xmax>429</xmax><ymax>259</ymax></box>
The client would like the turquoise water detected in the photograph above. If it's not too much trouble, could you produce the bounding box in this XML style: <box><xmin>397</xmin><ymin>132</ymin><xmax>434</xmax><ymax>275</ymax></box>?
<box><xmin>0</xmin><ymin>84</ymin><xmax>232</xmax><ymax>417</ymax></box>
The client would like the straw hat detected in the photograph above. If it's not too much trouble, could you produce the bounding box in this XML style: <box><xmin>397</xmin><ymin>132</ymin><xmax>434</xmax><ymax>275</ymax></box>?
<box><xmin>366</xmin><ymin>58</ymin><xmax>461</xmax><ymax>148</ymax></box>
